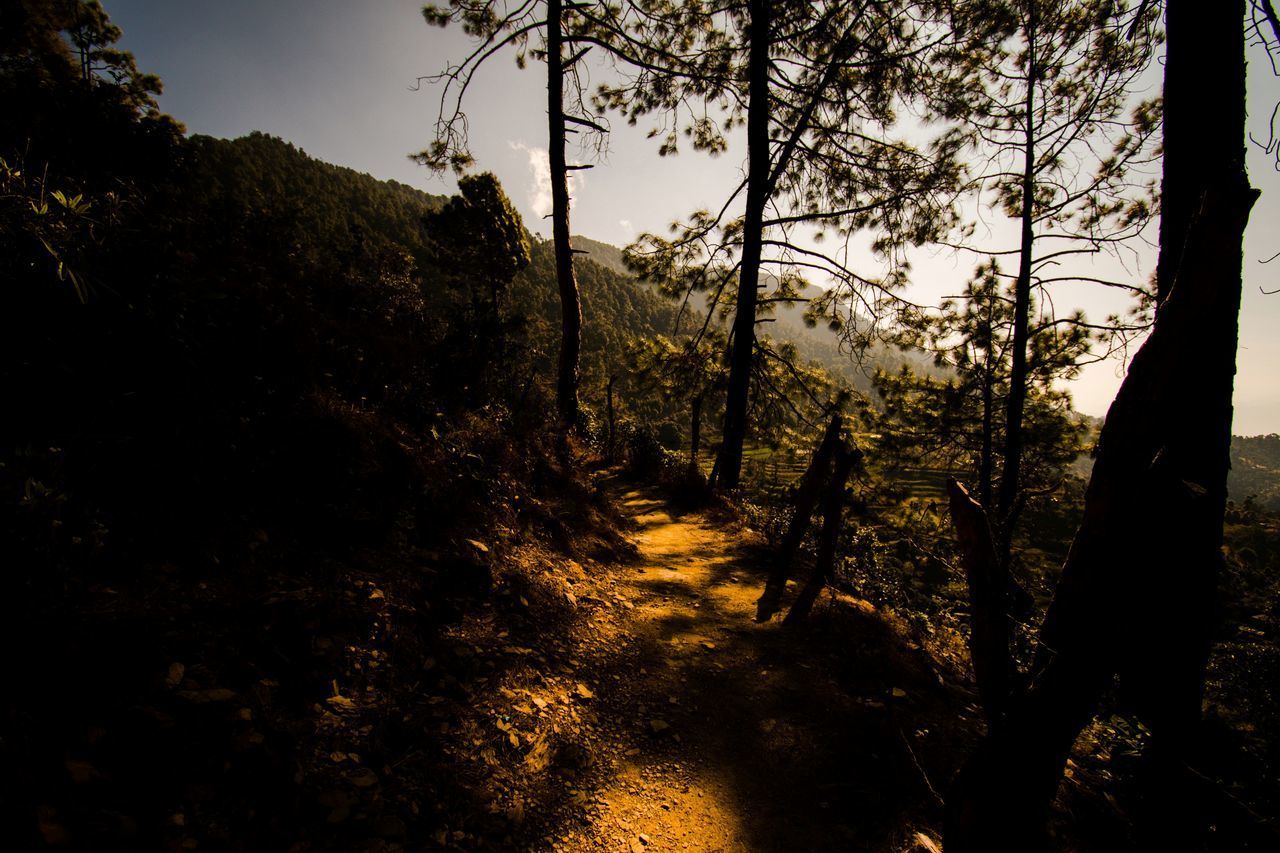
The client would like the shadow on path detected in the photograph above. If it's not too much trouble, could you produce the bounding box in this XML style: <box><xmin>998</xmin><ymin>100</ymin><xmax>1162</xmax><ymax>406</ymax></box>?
<box><xmin>514</xmin><ymin>477</ymin><xmax>972</xmax><ymax>852</ymax></box>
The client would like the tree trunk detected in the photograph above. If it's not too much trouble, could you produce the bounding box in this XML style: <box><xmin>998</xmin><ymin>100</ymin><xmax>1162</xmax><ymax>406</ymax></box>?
<box><xmin>783</xmin><ymin>443</ymin><xmax>855</xmax><ymax>625</ymax></box>
<box><xmin>943</xmin><ymin>4</ymin><xmax>1255</xmax><ymax>847</ymax></box>
<box><xmin>947</xmin><ymin>479</ymin><xmax>1013</xmax><ymax>727</ymax></box>
<box><xmin>756</xmin><ymin>414</ymin><xmax>843</xmax><ymax>621</ymax></box>
<box><xmin>606</xmin><ymin>374</ymin><xmax>617</xmax><ymax>461</ymax></box>
<box><xmin>1153</xmin><ymin>0</ymin><xmax>1246</xmax><ymax>311</ymax></box>
<box><xmin>547</xmin><ymin>0</ymin><xmax>582</xmax><ymax>429</ymax></box>
<box><xmin>996</xmin><ymin>3</ymin><xmax>1038</xmax><ymax>551</ymax></box>
<box><xmin>979</xmin><ymin>356</ymin><xmax>995</xmax><ymax>512</ymax></box>
<box><xmin>689</xmin><ymin>393</ymin><xmax>703</xmax><ymax>477</ymax></box>
<box><xmin>715</xmin><ymin>0</ymin><xmax>770</xmax><ymax>490</ymax></box>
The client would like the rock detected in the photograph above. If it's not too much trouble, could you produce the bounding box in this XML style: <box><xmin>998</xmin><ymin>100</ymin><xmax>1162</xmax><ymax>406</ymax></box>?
<box><xmin>326</xmin><ymin>694</ymin><xmax>356</xmax><ymax>711</ymax></box>
<box><xmin>649</xmin><ymin>719</ymin><xmax>670</xmax><ymax>735</ymax></box>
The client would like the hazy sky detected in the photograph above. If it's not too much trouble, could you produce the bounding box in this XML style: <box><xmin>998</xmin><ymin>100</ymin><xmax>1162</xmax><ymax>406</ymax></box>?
<box><xmin>105</xmin><ymin>0</ymin><xmax>1280</xmax><ymax>434</ymax></box>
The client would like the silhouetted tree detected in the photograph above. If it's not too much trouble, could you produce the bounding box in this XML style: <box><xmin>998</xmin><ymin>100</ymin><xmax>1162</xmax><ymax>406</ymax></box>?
<box><xmin>418</xmin><ymin>0</ymin><xmax>610</xmax><ymax>427</ymax></box>
<box><xmin>941</xmin><ymin>0</ymin><xmax>1161</xmax><ymax>558</ymax></box>
<box><xmin>875</xmin><ymin>260</ymin><xmax>1089</xmax><ymax>521</ymax></box>
<box><xmin>604</xmin><ymin>0</ymin><xmax>963</xmax><ymax>489</ymax></box>
<box><xmin>944</xmin><ymin>1</ymin><xmax>1260</xmax><ymax>848</ymax></box>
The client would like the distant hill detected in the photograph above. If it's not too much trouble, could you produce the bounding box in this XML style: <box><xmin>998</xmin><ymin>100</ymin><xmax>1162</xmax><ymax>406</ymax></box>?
<box><xmin>1231</xmin><ymin>434</ymin><xmax>1280</xmax><ymax>510</ymax></box>
<box><xmin>192</xmin><ymin>135</ymin><xmax>689</xmax><ymax>378</ymax></box>
<box><xmin>1070</xmin><ymin>429</ymin><xmax>1280</xmax><ymax>509</ymax></box>
<box><xmin>575</xmin><ymin>233</ymin><xmax>940</xmax><ymax>394</ymax></box>
<box><xmin>191</xmin><ymin>132</ymin><xmax>448</xmax><ymax>259</ymax></box>
<box><xmin>571</xmin><ymin>235</ymin><xmax>629</xmax><ymax>276</ymax></box>
<box><xmin>512</xmin><ymin>235</ymin><xmax>689</xmax><ymax>379</ymax></box>
<box><xmin>186</xmin><ymin>140</ymin><xmax>958</xmax><ymax>406</ymax></box>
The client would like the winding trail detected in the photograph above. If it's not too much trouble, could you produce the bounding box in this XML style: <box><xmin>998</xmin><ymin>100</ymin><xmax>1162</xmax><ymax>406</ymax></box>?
<box><xmin>521</xmin><ymin>477</ymin><xmax>956</xmax><ymax>852</ymax></box>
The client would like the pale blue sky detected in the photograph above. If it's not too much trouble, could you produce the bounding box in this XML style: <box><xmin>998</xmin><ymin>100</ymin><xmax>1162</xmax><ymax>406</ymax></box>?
<box><xmin>105</xmin><ymin>0</ymin><xmax>1280</xmax><ymax>434</ymax></box>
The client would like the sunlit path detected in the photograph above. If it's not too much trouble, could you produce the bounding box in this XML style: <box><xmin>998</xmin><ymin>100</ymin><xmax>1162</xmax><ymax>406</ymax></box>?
<box><xmin>503</xmin><ymin>475</ymin><xmax>957</xmax><ymax>852</ymax></box>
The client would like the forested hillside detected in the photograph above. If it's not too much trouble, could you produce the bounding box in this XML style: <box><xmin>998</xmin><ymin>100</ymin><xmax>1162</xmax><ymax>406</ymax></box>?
<box><xmin>1231</xmin><ymin>434</ymin><xmax>1280</xmax><ymax>509</ymax></box>
<box><xmin>191</xmin><ymin>132</ymin><xmax>448</xmax><ymax>256</ymax></box>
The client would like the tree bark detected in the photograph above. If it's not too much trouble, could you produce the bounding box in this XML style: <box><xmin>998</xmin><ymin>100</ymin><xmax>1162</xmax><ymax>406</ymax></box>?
<box><xmin>783</xmin><ymin>443</ymin><xmax>855</xmax><ymax>625</ymax></box>
<box><xmin>996</xmin><ymin>1</ymin><xmax>1038</xmax><ymax>551</ymax></box>
<box><xmin>606</xmin><ymin>374</ymin><xmax>617</xmax><ymax>461</ymax></box>
<box><xmin>947</xmin><ymin>479</ymin><xmax>1013</xmax><ymax>726</ymax></box>
<box><xmin>715</xmin><ymin>0</ymin><xmax>770</xmax><ymax>490</ymax></box>
<box><xmin>689</xmin><ymin>393</ymin><xmax>704</xmax><ymax>477</ymax></box>
<box><xmin>1154</xmin><ymin>0</ymin><xmax>1247</xmax><ymax>311</ymax></box>
<box><xmin>943</xmin><ymin>4</ymin><xmax>1255</xmax><ymax>846</ymax></box>
<box><xmin>547</xmin><ymin>0</ymin><xmax>582</xmax><ymax>429</ymax></box>
<box><xmin>756</xmin><ymin>414</ymin><xmax>842</xmax><ymax>621</ymax></box>
<box><xmin>979</xmin><ymin>352</ymin><xmax>995</xmax><ymax>512</ymax></box>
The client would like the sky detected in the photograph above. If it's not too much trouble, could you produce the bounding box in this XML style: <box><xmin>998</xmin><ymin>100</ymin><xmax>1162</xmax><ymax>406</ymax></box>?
<box><xmin>104</xmin><ymin>0</ymin><xmax>1280</xmax><ymax>434</ymax></box>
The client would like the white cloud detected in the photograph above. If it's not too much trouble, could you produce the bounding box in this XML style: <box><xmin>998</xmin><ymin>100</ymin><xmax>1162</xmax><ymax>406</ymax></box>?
<box><xmin>508</xmin><ymin>140</ymin><xmax>578</xmax><ymax>220</ymax></box>
<box><xmin>619</xmin><ymin>219</ymin><xmax>635</xmax><ymax>239</ymax></box>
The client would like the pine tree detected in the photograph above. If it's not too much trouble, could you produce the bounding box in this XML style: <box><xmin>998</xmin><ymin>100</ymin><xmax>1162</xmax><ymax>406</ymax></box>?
<box><xmin>943</xmin><ymin>1</ymin><xmax>1260</xmax><ymax>846</ymax></box>
<box><xmin>875</xmin><ymin>259</ymin><xmax>1089</xmax><ymax>518</ymax></box>
<box><xmin>940</xmin><ymin>0</ymin><xmax>1161</xmax><ymax>554</ymax></box>
<box><xmin>602</xmin><ymin>0</ymin><xmax>964</xmax><ymax>489</ymax></box>
<box><xmin>417</xmin><ymin>0</ymin><xmax>611</xmax><ymax>427</ymax></box>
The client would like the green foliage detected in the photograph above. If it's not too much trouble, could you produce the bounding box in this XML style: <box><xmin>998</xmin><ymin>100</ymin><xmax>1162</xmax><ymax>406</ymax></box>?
<box><xmin>940</xmin><ymin>0</ymin><xmax>1162</xmax><ymax>328</ymax></box>
<box><xmin>0</xmin><ymin>155</ymin><xmax>105</xmax><ymax>302</ymax></box>
<box><xmin>872</xmin><ymin>259</ymin><xmax>1090</xmax><ymax>505</ymax></box>
<box><xmin>428</xmin><ymin>172</ymin><xmax>530</xmax><ymax>287</ymax></box>
<box><xmin>189</xmin><ymin>132</ymin><xmax>446</xmax><ymax>264</ymax></box>
<box><xmin>603</xmin><ymin>0</ymin><xmax>966</xmax><ymax>337</ymax></box>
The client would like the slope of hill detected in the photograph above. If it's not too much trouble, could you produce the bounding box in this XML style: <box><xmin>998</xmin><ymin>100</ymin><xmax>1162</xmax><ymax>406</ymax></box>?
<box><xmin>575</xmin><ymin>233</ymin><xmax>941</xmax><ymax>394</ymax></box>
<box><xmin>191</xmin><ymin>132</ymin><xmax>447</xmax><ymax>257</ymax></box>
<box><xmin>191</xmin><ymin>135</ymin><xmax>690</xmax><ymax>379</ymax></box>
<box><xmin>1230</xmin><ymin>434</ymin><xmax>1280</xmax><ymax>509</ymax></box>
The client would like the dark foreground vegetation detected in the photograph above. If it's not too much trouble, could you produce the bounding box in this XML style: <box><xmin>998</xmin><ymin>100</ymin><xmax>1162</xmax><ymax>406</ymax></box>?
<box><xmin>3</xmin><ymin>1</ymin><xmax>1280</xmax><ymax>850</ymax></box>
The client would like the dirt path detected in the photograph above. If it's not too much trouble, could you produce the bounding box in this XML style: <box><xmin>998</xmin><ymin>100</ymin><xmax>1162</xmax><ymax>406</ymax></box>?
<box><xmin>507</xmin><ymin>478</ymin><xmax>959</xmax><ymax>852</ymax></box>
